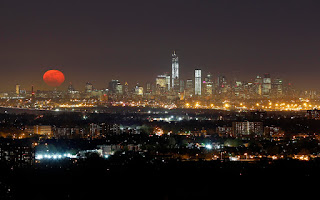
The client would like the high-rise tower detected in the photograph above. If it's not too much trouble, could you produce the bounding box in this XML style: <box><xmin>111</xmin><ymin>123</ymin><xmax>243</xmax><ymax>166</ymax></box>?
<box><xmin>31</xmin><ymin>85</ymin><xmax>35</xmax><ymax>102</ymax></box>
<box><xmin>85</xmin><ymin>82</ymin><xmax>93</xmax><ymax>93</ymax></box>
<box><xmin>15</xmin><ymin>84</ymin><xmax>20</xmax><ymax>95</ymax></box>
<box><xmin>171</xmin><ymin>51</ymin><xmax>179</xmax><ymax>90</ymax></box>
<box><xmin>195</xmin><ymin>69</ymin><xmax>202</xmax><ymax>96</ymax></box>
<box><xmin>262</xmin><ymin>73</ymin><xmax>271</xmax><ymax>96</ymax></box>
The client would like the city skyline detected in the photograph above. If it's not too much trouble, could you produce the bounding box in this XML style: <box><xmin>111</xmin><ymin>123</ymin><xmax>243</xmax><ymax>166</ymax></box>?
<box><xmin>1</xmin><ymin>50</ymin><xmax>312</xmax><ymax>94</ymax></box>
<box><xmin>2</xmin><ymin>2</ymin><xmax>320</xmax><ymax>196</ymax></box>
<box><xmin>1</xmin><ymin>1</ymin><xmax>320</xmax><ymax>91</ymax></box>
<box><xmin>2</xmin><ymin>50</ymin><xmax>301</xmax><ymax>93</ymax></box>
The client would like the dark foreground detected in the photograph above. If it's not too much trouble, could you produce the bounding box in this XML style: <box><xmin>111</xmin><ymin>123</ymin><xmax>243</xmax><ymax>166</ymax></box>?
<box><xmin>1</xmin><ymin>159</ymin><xmax>320</xmax><ymax>200</ymax></box>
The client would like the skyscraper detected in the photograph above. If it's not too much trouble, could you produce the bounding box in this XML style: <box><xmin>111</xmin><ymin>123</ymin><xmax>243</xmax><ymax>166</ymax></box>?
<box><xmin>124</xmin><ymin>82</ymin><xmax>129</xmax><ymax>97</ymax></box>
<box><xmin>262</xmin><ymin>73</ymin><xmax>271</xmax><ymax>96</ymax></box>
<box><xmin>195</xmin><ymin>69</ymin><xmax>202</xmax><ymax>96</ymax></box>
<box><xmin>85</xmin><ymin>82</ymin><xmax>93</xmax><ymax>93</ymax></box>
<box><xmin>179</xmin><ymin>79</ymin><xmax>185</xmax><ymax>93</ymax></box>
<box><xmin>135</xmin><ymin>84</ymin><xmax>143</xmax><ymax>96</ymax></box>
<box><xmin>15</xmin><ymin>84</ymin><xmax>20</xmax><ymax>95</ymax></box>
<box><xmin>31</xmin><ymin>85</ymin><xmax>35</xmax><ymax>101</ymax></box>
<box><xmin>255</xmin><ymin>76</ymin><xmax>263</xmax><ymax>96</ymax></box>
<box><xmin>272</xmin><ymin>78</ymin><xmax>283</xmax><ymax>98</ymax></box>
<box><xmin>156</xmin><ymin>75</ymin><xmax>167</xmax><ymax>95</ymax></box>
<box><xmin>185</xmin><ymin>79</ymin><xmax>194</xmax><ymax>98</ymax></box>
<box><xmin>204</xmin><ymin>73</ymin><xmax>213</xmax><ymax>96</ymax></box>
<box><xmin>217</xmin><ymin>75</ymin><xmax>227</xmax><ymax>94</ymax></box>
<box><xmin>115</xmin><ymin>83</ymin><xmax>123</xmax><ymax>95</ymax></box>
<box><xmin>165</xmin><ymin>74</ymin><xmax>171</xmax><ymax>91</ymax></box>
<box><xmin>68</xmin><ymin>82</ymin><xmax>75</xmax><ymax>93</ymax></box>
<box><xmin>171</xmin><ymin>51</ymin><xmax>179</xmax><ymax>90</ymax></box>
<box><xmin>108</xmin><ymin>80</ymin><xmax>120</xmax><ymax>94</ymax></box>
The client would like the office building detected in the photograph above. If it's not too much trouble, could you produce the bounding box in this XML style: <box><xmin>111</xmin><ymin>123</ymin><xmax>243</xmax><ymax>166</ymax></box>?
<box><xmin>156</xmin><ymin>75</ymin><xmax>168</xmax><ymax>95</ymax></box>
<box><xmin>145</xmin><ymin>82</ymin><xmax>152</xmax><ymax>95</ymax></box>
<box><xmin>262</xmin><ymin>73</ymin><xmax>271</xmax><ymax>96</ymax></box>
<box><xmin>108</xmin><ymin>80</ymin><xmax>120</xmax><ymax>94</ymax></box>
<box><xmin>204</xmin><ymin>73</ymin><xmax>213</xmax><ymax>96</ymax></box>
<box><xmin>255</xmin><ymin>76</ymin><xmax>263</xmax><ymax>96</ymax></box>
<box><xmin>115</xmin><ymin>83</ymin><xmax>123</xmax><ymax>95</ymax></box>
<box><xmin>165</xmin><ymin>74</ymin><xmax>171</xmax><ymax>91</ymax></box>
<box><xmin>34</xmin><ymin>125</ymin><xmax>52</xmax><ymax>136</ymax></box>
<box><xmin>67</xmin><ymin>82</ymin><xmax>75</xmax><ymax>93</ymax></box>
<box><xmin>85</xmin><ymin>82</ymin><xmax>93</xmax><ymax>93</ymax></box>
<box><xmin>234</xmin><ymin>81</ymin><xmax>243</xmax><ymax>97</ymax></box>
<box><xmin>15</xmin><ymin>84</ymin><xmax>20</xmax><ymax>95</ymax></box>
<box><xmin>135</xmin><ymin>84</ymin><xmax>143</xmax><ymax>96</ymax></box>
<box><xmin>124</xmin><ymin>82</ymin><xmax>129</xmax><ymax>97</ymax></box>
<box><xmin>195</xmin><ymin>69</ymin><xmax>202</xmax><ymax>96</ymax></box>
<box><xmin>179</xmin><ymin>79</ymin><xmax>185</xmax><ymax>93</ymax></box>
<box><xmin>185</xmin><ymin>79</ymin><xmax>194</xmax><ymax>98</ymax></box>
<box><xmin>272</xmin><ymin>78</ymin><xmax>283</xmax><ymax>97</ymax></box>
<box><xmin>232</xmin><ymin>121</ymin><xmax>263</xmax><ymax>136</ymax></box>
<box><xmin>217</xmin><ymin>75</ymin><xmax>227</xmax><ymax>94</ymax></box>
<box><xmin>171</xmin><ymin>51</ymin><xmax>179</xmax><ymax>91</ymax></box>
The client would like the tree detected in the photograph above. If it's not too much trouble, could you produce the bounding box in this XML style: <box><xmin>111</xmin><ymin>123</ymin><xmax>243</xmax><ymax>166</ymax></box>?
<box><xmin>224</xmin><ymin>139</ymin><xmax>243</xmax><ymax>147</ymax></box>
<box><xmin>168</xmin><ymin>137</ymin><xmax>176</xmax><ymax>148</ymax></box>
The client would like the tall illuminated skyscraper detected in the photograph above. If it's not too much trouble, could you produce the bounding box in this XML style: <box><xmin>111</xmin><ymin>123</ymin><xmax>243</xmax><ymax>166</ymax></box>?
<box><xmin>262</xmin><ymin>73</ymin><xmax>271</xmax><ymax>96</ymax></box>
<box><xmin>195</xmin><ymin>69</ymin><xmax>201</xmax><ymax>96</ymax></box>
<box><xmin>255</xmin><ymin>75</ymin><xmax>263</xmax><ymax>95</ymax></box>
<box><xmin>171</xmin><ymin>51</ymin><xmax>179</xmax><ymax>90</ymax></box>
<box><xmin>15</xmin><ymin>84</ymin><xmax>20</xmax><ymax>95</ymax></box>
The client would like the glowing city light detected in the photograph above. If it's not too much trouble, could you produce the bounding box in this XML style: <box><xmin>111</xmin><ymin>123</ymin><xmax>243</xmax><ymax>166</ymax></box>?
<box><xmin>35</xmin><ymin>153</ymin><xmax>77</xmax><ymax>160</ymax></box>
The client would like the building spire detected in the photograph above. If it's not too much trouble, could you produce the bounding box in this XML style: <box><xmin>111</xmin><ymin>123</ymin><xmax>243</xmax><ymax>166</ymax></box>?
<box><xmin>171</xmin><ymin>50</ymin><xmax>179</xmax><ymax>91</ymax></box>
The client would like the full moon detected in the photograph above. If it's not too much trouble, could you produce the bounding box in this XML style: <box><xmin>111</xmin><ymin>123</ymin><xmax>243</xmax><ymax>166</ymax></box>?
<box><xmin>43</xmin><ymin>70</ymin><xmax>65</xmax><ymax>87</ymax></box>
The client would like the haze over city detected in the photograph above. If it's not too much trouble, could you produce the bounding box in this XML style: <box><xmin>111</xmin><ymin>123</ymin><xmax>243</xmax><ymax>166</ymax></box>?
<box><xmin>1</xmin><ymin>1</ymin><xmax>320</xmax><ymax>91</ymax></box>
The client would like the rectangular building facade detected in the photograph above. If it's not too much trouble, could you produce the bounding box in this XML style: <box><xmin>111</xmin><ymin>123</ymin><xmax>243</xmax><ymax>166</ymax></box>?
<box><xmin>232</xmin><ymin>121</ymin><xmax>263</xmax><ymax>136</ymax></box>
<box><xmin>195</xmin><ymin>69</ymin><xmax>201</xmax><ymax>96</ymax></box>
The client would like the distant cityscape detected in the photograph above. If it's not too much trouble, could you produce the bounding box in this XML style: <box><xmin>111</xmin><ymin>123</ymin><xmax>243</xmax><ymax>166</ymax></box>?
<box><xmin>1</xmin><ymin>51</ymin><xmax>319</xmax><ymax>177</ymax></box>
<box><xmin>3</xmin><ymin>1</ymin><xmax>320</xmax><ymax>198</ymax></box>
<box><xmin>1</xmin><ymin>51</ymin><xmax>319</xmax><ymax>113</ymax></box>
<box><xmin>1</xmin><ymin>53</ymin><xmax>319</xmax><ymax>197</ymax></box>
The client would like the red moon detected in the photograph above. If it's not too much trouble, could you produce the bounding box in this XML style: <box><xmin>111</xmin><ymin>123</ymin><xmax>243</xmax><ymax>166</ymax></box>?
<box><xmin>43</xmin><ymin>70</ymin><xmax>65</xmax><ymax>87</ymax></box>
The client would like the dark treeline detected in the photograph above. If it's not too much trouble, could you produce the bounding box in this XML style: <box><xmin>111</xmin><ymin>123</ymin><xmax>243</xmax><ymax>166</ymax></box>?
<box><xmin>0</xmin><ymin>109</ymin><xmax>317</xmax><ymax>134</ymax></box>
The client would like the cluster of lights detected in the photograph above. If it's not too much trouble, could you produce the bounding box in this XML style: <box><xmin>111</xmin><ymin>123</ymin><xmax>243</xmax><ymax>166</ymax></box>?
<box><xmin>57</xmin><ymin>100</ymin><xmax>319</xmax><ymax>111</ymax></box>
<box><xmin>153</xmin><ymin>127</ymin><xmax>164</xmax><ymax>136</ymax></box>
<box><xmin>151</xmin><ymin>116</ymin><xmax>183</xmax><ymax>122</ymax></box>
<box><xmin>59</xmin><ymin>103</ymin><xmax>95</xmax><ymax>108</ymax></box>
<box><xmin>183</xmin><ymin>99</ymin><xmax>319</xmax><ymax>111</ymax></box>
<box><xmin>35</xmin><ymin>153</ymin><xmax>76</xmax><ymax>160</ymax></box>
<box><xmin>293</xmin><ymin>155</ymin><xmax>309</xmax><ymax>161</ymax></box>
<box><xmin>225</xmin><ymin>154</ymin><xmax>316</xmax><ymax>162</ymax></box>
<box><xmin>184</xmin><ymin>102</ymin><xmax>231</xmax><ymax>110</ymax></box>
<box><xmin>109</xmin><ymin>101</ymin><xmax>178</xmax><ymax>110</ymax></box>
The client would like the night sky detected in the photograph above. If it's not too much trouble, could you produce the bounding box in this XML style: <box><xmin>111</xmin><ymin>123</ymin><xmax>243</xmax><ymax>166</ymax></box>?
<box><xmin>1</xmin><ymin>0</ymin><xmax>320</xmax><ymax>91</ymax></box>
